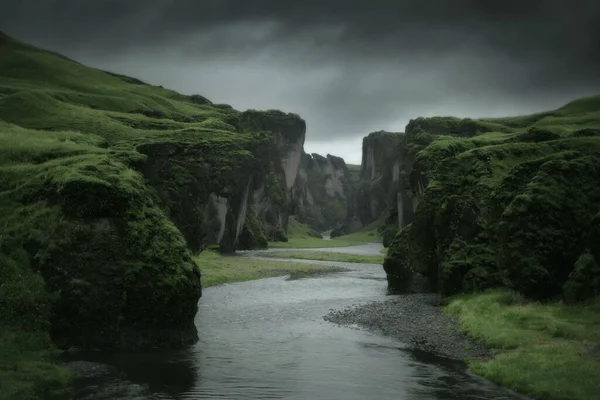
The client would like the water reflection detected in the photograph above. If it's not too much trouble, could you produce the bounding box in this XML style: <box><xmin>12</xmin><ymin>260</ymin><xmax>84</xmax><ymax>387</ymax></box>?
<box><xmin>68</xmin><ymin>249</ymin><xmax>526</xmax><ymax>400</ymax></box>
<box><xmin>65</xmin><ymin>348</ymin><xmax>199</xmax><ymax>399</ymax></box>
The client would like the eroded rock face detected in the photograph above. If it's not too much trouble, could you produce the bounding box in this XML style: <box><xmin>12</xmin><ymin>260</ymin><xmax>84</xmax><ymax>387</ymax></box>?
<box><xmin>292</xmin><ymin>152</ymin><xmax>353</xmax><ymax>232</ymax></box>
<box><xmin>237</xmin><ymin>109</ymin><xmax>307</xmax><ymax>242</ymax></box>
<box><xmin>383</xmin><ymin>109</ymin><xmax>600</xmax><ymax>302</ymax></box>
<box><xmin>21</xmin><ymin>158</ymin><xmax>202</xmax><ymax>350</ymax></box>
<box><xmin>0</xmin><ymin>33</ymin><xmax>313</xmax><ymax>355</ymax></box>
<box><xmin>356</xmin><ymin>132</ymin><xmax>406</xmax><ymax>226</ymax></box>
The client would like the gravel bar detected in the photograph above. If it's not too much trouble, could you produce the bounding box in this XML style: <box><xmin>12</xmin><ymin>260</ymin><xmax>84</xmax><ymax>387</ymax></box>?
<box><xmin>323</xmin><ymin>293</ymin><xmax>491</xmax><ymax>360</ymax></box>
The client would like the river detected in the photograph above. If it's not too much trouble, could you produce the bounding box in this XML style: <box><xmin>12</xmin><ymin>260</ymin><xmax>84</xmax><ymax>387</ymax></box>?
<box><xmin>67</xmin><ymin>243</ymin><xmax>523</xmax><ymax>400</ymax></box>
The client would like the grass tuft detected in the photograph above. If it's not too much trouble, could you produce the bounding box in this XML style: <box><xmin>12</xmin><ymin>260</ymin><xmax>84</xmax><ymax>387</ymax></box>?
<box><xmin>445</xmin><ymin>290</ymin><xmax>600</xmax><ymax>400</ymax></box>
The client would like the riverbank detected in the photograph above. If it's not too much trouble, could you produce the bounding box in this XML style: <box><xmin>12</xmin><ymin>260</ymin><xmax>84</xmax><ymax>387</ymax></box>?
<box><xmin>0</xmin><ymin>332</ymin><xmax>72</xmax><ymax>400</ymax></box>
<box><xmin>324</xmin><ymin>289</ymin><xmax>600</xmax><ymax>400</ymax></box>
<box><xmin>324</xmin><ymin>293</ymin><xmax>491</xmax><ymax>360</ymax></box>
<box><xmin>446</xmin><ymin>290</ymin><xmax>600</xmax><ymax>400</ymax></box>
<box><xmin>195</xmin><ymin>250</ymin><xmax>349</xmax><ymax>287</ymax></box>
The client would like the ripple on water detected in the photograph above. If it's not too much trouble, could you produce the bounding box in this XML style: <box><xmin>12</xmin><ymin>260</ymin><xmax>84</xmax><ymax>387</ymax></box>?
<box><xmin>68</xmin><ymin>246</ymin><xmax>527</xmax><ymax>400</ymax></box>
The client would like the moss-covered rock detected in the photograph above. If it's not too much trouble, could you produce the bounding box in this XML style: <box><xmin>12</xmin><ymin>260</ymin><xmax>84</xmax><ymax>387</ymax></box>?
<box><xmin>0</xmin><ymin>32</ymin><xmax>308</xmax><ymax>357</ymax></box>
<box><xmin>383</xmin><ymin>95</ymin><xmax>600</xmax><ymax>301</ymax></box>
<box><xmin>563</xmin><ymin>250</ymin><xmax>600</xmax><ymax>303</ymax></box>
<box><xmin>0</xmin><ymin>142</ymin><xmax>202</xmax><ymax>349</ymax></box>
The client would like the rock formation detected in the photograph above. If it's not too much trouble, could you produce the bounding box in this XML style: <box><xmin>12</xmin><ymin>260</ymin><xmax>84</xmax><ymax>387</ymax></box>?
<box><xmin>382</xmin><ymin>101</ymin><xmax>600</xmax><ymax>302</ymax></box>
<box><xmin>0</xmin><ymin>33</ymin><xmax>304</xmax><ymax>350</ymax></box>
<box><xmin>291</xmin><ymin>152</ymin><xmax>353</xmax><ymax>232</ymax></box>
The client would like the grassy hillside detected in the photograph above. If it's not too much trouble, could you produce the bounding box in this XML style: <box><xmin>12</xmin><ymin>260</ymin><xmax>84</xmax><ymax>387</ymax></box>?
<box><xmin>0</xmin><ymin>32</ymin><xmax>300</xmax><ymax>399</ymax></box>
<box><xmin>385</xmin><ymin>94</ymin><xmax>600</xmax><ymax>300</ymax></box>
<box><xmin>382</xmin><ymin>96</ymin><xmax>600</xmax><ymax>400</ymax></box>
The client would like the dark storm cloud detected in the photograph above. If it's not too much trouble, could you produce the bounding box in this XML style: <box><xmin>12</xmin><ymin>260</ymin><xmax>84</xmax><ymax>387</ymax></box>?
<box><xmin>2</xmin><ymin>1</ymin><xmax>600</xmax><ymax>162</ymax></box>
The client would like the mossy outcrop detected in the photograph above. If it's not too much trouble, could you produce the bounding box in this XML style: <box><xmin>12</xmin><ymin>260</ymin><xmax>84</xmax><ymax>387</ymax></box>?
<box><xmin>0</xmin><ymin>33</ymin><xmax>305</xmax><ymax>356</ymax></box>
<box><xmin>291</xmin><ymin>152</ymin><xmax>353</xmax><ymax>232</ymax></box>
<box><xmin>384</xmin><ymin>96</ymin><xmax>600</xmax><ymax>301</ymax></box>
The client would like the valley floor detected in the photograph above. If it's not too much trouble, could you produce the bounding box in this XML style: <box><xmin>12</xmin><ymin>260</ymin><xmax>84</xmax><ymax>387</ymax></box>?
<box><xmin>325</xmin><ymin>287</ymin><xmax>600</xmax><ymax>400</ymax></box>
<box><xmin>446</xmin><ymin>291</ymin><xmax>600</xmax><ymax>400</ymax></box>
<box><xmin>9</xmin><ymin>238</ymin><xmax>598</xmax><ymax>400</ymax></box>
<box><xmin>194</xmin><ymin>250</ymin><xmax>350</xmax><ymax>287</ymax></box>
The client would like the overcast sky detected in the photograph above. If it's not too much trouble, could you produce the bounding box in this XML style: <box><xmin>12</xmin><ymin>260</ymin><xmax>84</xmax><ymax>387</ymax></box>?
<box><xmin>2</xmin><ymin>0</ymin><xmax>600</xmax><ymax>164</ymax></box>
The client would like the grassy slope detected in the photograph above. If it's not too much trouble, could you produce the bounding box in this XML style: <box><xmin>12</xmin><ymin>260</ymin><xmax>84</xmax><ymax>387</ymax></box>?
<box><xmin>386</xmin><ymin>93</ymin><xmax>600</xmax><ymax>295</ymax></box>
<box><xmin>0</xmin><ymin>34</ymin><xmax>289</xmax><ymax>398</ymax></box>
<box><xmin>195</xmin><ymin>250</ymin><xmax>347</xmax><ymax>287</ymax></box>
<box><xmin>446</xmin><ymin>291</ymin><xmax>600</xmax><ymax>400</ymax></box>
<box><xmin>269</xmin><ymin>217</ymin><xmax>382</xmax><ymax>248</ymax></box>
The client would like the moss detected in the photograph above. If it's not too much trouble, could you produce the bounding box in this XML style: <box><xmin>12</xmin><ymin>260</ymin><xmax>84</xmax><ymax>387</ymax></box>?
<box><xmin>497</xmin><ymin>153</ymin><xmax>600</xmax><ymax>299</ymax></box>
<box><xmin>508</xmin><ymin>127</ymin><xmax>561</xmax><ymax>143</ymax></box>
<box><xmin>384</xmin><ymin>94</ymin><xmax>600</xmax><ymax>301</ymax></box>
<box><xmin>237</xmin><ymin>208</ymin><xmax>268</xmax><ymax>250</ymax></box>
<box><xmin>0</xmin><ymin>31</ymin><xmax>306</xmax><ymax>394</ymax></box>
<box><xmin>238</xmin><ymin>109</ymin><xmax>306</xmax><ymax>145</ymax></box>
<box><xmin>563</xmin><ymin>251</ymin><xmax>600</xmax><ymax>303</ymax></box>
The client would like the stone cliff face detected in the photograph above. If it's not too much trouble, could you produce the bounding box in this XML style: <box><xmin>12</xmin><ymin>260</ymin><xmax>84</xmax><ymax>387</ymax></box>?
<box><xmin>334</xmin><ymin>131</ymin><xmax>408</xmax><ymax>241</ymax></box>
<box><xmin>238</xmin><ymin>110</ymin><xmax>307</xmax><ymax>246</ymax></box>
<box><xmin>137</xmin><ymin>110</ymin><xmax>306</xmax><ymax>253</ymax></box>
<box><xmin>0</xmin><ymin>33</ymin><xmax>309</xmax><ymax>352</ymax></box>
<box><xmin>292</xmin><ymin>152</ymin><xmax>352</xmax><ymax>231</ymax></box>
<box><xmin>382</xmin><ymin>101</ymin><xmax>600</xmax><ymax>303</ymax></box>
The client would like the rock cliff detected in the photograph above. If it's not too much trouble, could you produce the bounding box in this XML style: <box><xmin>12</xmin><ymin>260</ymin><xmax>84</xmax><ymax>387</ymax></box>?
<box><xmin>332</xmin><ymin>131</ymin><xmax>406</xmax><ymax>240</ymax></box>
<box><xmin>291</xmin><ymin>152</ymin><xmax>353</xmax><ymax>231</ymax></box>
<box><xmin>383</xmin><ymin>98</ymin><xmax>600</xmax><ymax>302</ymax></box>
<box><xmin>0</xmin><ymin>33</ymin><xmax>305</xmax><ymax>351</ymax></box>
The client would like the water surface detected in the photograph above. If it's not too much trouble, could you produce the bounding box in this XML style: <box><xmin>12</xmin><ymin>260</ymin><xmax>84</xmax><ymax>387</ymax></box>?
<box><xmin>69</xmin><ymin>244</ymin><xmax>524</xmax><ymax>400</ymax></box>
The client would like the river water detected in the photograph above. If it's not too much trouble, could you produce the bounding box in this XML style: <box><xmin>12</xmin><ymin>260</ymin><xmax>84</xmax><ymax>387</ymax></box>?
<box><xmin>68</xmin><ymin>243</ymin><xmax>523</xmax><ymax>400</ymax></box>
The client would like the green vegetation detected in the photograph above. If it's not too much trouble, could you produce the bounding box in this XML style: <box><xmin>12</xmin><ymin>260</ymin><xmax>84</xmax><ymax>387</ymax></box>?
<box><xmin>0</xmin><ymin>254</ymin><xmax>72</xmax><ymax>400</ymax></box>
<box><xmin>262</xmin><ymin>251</ymin><xmax>384</xmax><ymax>264</ymax></box>
<box><xmin>0</xmin><ymin>32</ymin><xmax>304</xmax><ymax>397</ymax></box>
<box><xmin>0</xmin><ymin>332</ymin><xmax>72</xmax><ymax>400</ymax></box>
<box><xmin>195</xmin><ymin>250</ymin><xmax>347</xmax><ymax>287</ymax></box>
<box><xmin>271</xmin><ymin>217</ymin><xmax>381</xmax><ymax>248</ymax></box>
<box><xmin>445</xmin><ymin>290</ymin><xmax>600</xmax><ymax>400</ymax></box>
<box><xmin>385</xmin><ymin>94</ymin><xmax>600</xmax><ymax>301</ymax></box>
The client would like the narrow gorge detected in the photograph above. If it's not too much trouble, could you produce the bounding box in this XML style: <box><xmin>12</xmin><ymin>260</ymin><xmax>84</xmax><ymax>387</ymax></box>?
<box><xmin>2</xmin><ymin>31</ymin><xmax>600</xmax><ymax>400</ymax></box>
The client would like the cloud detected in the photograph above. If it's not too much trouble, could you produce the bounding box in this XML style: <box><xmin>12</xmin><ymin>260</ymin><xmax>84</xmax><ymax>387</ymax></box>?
<box><xmin>2</xmin><ymin>0</ymin><xmax>599</xmax><ymax>163</ymax></box>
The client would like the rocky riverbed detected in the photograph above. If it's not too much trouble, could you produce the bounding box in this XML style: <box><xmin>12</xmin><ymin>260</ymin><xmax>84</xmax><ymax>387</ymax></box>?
<box><xmin>324</xmin><ymin>293</ymin><xmax>491</xmax><ymax>360</ymax></box>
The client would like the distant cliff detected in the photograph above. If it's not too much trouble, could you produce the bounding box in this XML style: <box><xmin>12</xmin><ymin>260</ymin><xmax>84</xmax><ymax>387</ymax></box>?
<box><xmin>291</xmin><ymin>152</ymin><xmax>353</xmax><ymax>232</ymax></box>
<box><xmin>331</xmin><ymin>131</ymin><xmax>407</xmax><ymax>241</ymax></box>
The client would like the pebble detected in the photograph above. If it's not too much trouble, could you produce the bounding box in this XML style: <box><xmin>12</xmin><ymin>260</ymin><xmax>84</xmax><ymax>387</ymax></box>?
<box><xmin>323</xmin><ymin>293</ymin><xmax>491</xmax><ymax>360</ymax></box>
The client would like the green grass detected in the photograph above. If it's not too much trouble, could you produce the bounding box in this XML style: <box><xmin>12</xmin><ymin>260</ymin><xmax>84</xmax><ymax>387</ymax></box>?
<box><xmin>261</xmin><ymin>251</ymin><xmax>384</xmax><ymax>264</ymax></box>
<box><xmin>270</xmin><ymin>216</ymin><xmax>381</xmax><ymax>248</ymax></box>
<box><xmin>0</xmin><ymin>332</ymin><xmax>72</xmax><ymax>400</ymax></box>
<box><xmin>195</xmin><ymin>250</ymin><xmax>348</xmax><ymax>287</ymax></box>
<box><xmin>380</xmin><ymin>247</ymin><xmax>388</xmax><ymax>255</ymax></box>
<box><xmin>269</xmin><ymin>232</ymin><xmax>380</xmax><ymax>249</ymax></box>
<box><xmin>286</xmin><ymin>216</ymin><xmax>323</xmax><ymax>239</ymax></box>
<box><xmin>0</xmin><ymin>32</ymin><xmax>296</xmax><ymax>397</ymax></box>
<box><xmin>445</xmin><ymin>290</ymin><xmax>600</xmax><ymax>400</ymax></box>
